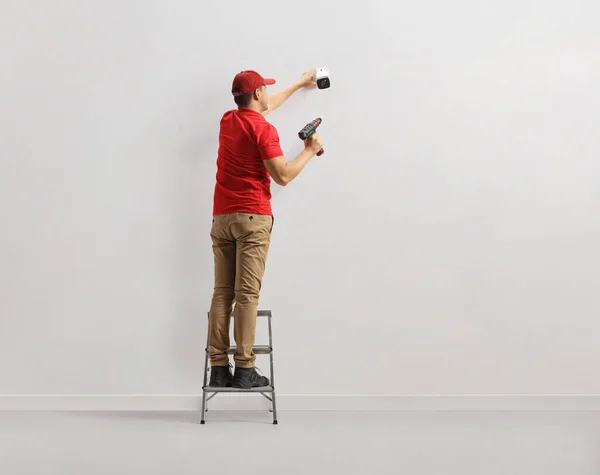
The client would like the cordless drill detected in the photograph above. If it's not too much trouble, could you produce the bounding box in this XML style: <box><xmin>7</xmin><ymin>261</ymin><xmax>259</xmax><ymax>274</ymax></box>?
<box><xmin>298</xmin><ymin>118</ymin><xmax>324</xmax><ymax>156</ymax></box>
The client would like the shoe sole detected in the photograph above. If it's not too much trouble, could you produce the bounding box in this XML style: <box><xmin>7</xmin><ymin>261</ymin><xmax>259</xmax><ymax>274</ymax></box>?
<box><xmin>232</xmin><ymin>380</ymin><xmax>270</xmax><ymax>389</ymax></box>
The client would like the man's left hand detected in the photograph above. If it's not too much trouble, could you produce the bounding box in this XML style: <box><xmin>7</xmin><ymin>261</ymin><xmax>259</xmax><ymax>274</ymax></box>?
<box><xmin>298</xmin><ymin>68</ymin><xmax>318</xmax><ymax>88</ymax></box>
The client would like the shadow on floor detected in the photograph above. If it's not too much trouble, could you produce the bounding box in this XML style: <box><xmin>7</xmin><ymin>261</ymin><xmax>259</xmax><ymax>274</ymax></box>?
<box><xmin>57</xmin><ymin>410</ymin><xmax>275</xmax><ymax>425</ymax></box>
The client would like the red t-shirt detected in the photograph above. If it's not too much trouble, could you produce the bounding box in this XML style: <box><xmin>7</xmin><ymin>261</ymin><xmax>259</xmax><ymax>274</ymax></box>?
<box><xmin>213</xmin><ymin>108</ymin><xmax>283</xmax><ymax>216</ymax></box>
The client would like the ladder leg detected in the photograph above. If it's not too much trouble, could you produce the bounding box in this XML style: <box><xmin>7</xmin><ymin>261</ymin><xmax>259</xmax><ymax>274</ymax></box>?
<box><xmin>271</xmin><ymin>390</ymin><xmax>278</xmax><ymax>424</ymax></box>
<box><xmin>268</xmin><ymin>313</ymin><xmax>278</xmax><ymax>424</ymax></box>
<box><xmin>201</xmin><ymin>313</ymin><xmax>210</xmax><ymax>424</ymax></box>
<box><xmin>200</xmin><ymin>391</ymin><xmax>207</xmax><ymax>424</ymax></box>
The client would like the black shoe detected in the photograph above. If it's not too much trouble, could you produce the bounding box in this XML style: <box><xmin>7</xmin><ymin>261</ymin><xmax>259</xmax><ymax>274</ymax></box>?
<box><xmin>233</xmin><ymin>367</ymin><xmax>270</xmax><ymax>389</ymax></box>
<box><xmin>209</xmin><ymin>364</ymin><xmax>233</xmax><ymax>387</ymax></box>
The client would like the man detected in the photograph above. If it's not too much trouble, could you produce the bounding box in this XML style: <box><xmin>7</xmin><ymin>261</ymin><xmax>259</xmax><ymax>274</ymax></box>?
<box><xmin>208</xmin><ymin>68</ymin><xmax>323</xmax><ymax>389</ymax></box>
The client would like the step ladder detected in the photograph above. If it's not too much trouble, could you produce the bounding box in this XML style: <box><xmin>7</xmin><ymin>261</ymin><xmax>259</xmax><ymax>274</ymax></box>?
<box><xmin>201</xmin><ymin>309</ymin><xmax>278</xmax><ymax>424</ymax></box>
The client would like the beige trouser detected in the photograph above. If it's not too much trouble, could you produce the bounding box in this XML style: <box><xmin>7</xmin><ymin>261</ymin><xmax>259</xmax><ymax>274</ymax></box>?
<box><xmin>208</xmin><ymin>212</ymin><xmax>273</xmax><ymax>368</ymax></box>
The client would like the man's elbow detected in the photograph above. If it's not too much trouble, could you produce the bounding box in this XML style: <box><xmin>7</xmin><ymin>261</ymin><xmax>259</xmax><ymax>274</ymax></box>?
<box><xmin>274</xmin><ymin>175</ymin><xmax>289</xmax><ymax>187</ymax></box>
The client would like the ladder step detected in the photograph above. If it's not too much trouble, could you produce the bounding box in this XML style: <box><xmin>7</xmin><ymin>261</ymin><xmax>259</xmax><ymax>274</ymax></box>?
<box><xmin>205</xmin><ymin>345</ymin><xmax>272</xmax><ymax>355</ymax></box>
<box><xmin>203</xmin><ymin>386</ymin><xmax>274</xmax><ymax>393</ymax></box>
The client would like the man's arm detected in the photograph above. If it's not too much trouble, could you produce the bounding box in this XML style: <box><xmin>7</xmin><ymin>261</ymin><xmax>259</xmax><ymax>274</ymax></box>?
<box><xmin>263</xmin><ymin>134</ymin><xmax>323</xmax><ymax>186</ymax></box>
<box><xmin>263</xmin><ymin>68</ymin><xmax>317</xmax><ymax>116</ymax></box>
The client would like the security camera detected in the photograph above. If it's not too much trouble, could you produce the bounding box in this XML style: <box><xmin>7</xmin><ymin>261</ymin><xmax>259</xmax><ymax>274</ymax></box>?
<box><xmin>313</xmin><ymin>68</ymin><xmax>330</xmax><ymax>89</ymax></box>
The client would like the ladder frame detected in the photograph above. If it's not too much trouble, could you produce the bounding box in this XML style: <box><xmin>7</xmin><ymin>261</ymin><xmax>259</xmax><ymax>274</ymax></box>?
<box><xmin>200</xmin><ymin>309</ymin><xmax>278</xmax><ymax>424</ymax></box>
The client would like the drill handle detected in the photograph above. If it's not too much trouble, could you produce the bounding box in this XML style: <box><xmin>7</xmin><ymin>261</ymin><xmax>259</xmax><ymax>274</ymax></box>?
<box><xmin>303</xmin><ymin>131</ymin><xmax>324</xmax><ymax>156</ymax></box>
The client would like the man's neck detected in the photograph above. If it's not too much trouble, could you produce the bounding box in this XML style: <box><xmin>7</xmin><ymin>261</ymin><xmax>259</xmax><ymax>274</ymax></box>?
<box><xmin>240</xmin><ymin>103</ymin><xmax>264</xmax><ymax>114</ymax></box>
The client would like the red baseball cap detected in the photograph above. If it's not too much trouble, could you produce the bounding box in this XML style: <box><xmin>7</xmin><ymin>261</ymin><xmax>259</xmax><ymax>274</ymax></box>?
<box><xmin>231</xmin><ymin>70</ymin><xmax>276</xmax><ymax>96</ymax></box>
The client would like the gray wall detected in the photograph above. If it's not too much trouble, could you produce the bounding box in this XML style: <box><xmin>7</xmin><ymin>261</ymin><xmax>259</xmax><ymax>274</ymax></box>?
<box><xmin>1</xmin><ymin>0</ymin><xmax>599</xmax><ymax>399</ymax></box>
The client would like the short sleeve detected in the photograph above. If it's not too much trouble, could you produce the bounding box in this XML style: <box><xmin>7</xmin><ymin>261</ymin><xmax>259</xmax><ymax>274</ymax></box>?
<box><xmin>255</xmin><ymin>122</ymin><xmax>283</xmax><ymax>160</ymax></box>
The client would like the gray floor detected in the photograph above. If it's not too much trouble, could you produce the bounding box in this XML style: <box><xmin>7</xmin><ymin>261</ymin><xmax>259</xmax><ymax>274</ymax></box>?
<box><xmin>1</xmin><ymin>410</ymin><xmax>599</xmax><ymax>474</ymax></box>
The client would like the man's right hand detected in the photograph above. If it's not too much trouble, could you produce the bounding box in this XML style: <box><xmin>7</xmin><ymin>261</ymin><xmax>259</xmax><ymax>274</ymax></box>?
<box><xmin>304</xmin><ymin>133</ymin><xmax>323</xmax><ymax>155</ymax></box>
<box><xmin>265</xmin><ymin>133</ymin><xmax>323</xmax><ymax>186</ymax></box>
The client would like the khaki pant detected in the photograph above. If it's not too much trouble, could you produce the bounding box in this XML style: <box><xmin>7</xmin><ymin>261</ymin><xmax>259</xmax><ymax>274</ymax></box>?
<box><xmin>208</xmin><ymin>212</ymin><xmax>273</xmax><ymax>368</ymax></box>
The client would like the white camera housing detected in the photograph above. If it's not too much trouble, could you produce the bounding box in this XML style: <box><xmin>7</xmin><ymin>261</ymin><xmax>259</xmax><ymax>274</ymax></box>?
<box><xmin>312</xmin><ymin>68</ymin><xmax>331</xmax><ymax>89</ymax></box>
